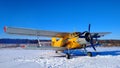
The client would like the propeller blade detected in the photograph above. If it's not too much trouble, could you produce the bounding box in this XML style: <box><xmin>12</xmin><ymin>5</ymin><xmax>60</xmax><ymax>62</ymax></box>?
<box><xmin>90</xmin><ymin>38</ymin><xmax>96</xmax><ymax>51</ymax></box>
<box><xmin>88</xmin><ymin>24</ymin><xmax>91</xmax><ymax>32</ymax></box>
<box><xmin>91</xmin><ymin>44</ymin><xmax>96</xmax><ymax>51</ymax></box>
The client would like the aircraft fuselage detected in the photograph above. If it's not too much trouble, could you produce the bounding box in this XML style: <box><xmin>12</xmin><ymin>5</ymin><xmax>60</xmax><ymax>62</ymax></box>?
<box><xmin>51</xmin><ymin>32</ymin><xmax>90</xmax><ymax>49</ymax></box>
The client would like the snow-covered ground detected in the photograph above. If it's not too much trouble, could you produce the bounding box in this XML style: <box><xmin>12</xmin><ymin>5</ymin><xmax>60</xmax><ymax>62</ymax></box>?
<box><xmin>0</xmin><ymin>47</ymin><xmax>120</xmax><ymax>68</ymax></box>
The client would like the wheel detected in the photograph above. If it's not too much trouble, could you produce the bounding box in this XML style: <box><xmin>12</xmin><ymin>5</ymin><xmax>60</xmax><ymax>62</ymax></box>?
<box><xmin>87</xmin><ymin>52</ymin><xmax>92</xmax><ymax>57</ymax></box>
<box><xmin>55</xmin><ymin>50</ymin><xmax>63</xmax><ymax>53</ymax></box>
<box><xmin>66</xmin><ymin>53</ymin><xmax>71</xmax><ymax>59</ymax></box>
<box><xmin>55</xmin><ymin>51</ymin><xmax>58</xmax><ymax>53</ymax></box>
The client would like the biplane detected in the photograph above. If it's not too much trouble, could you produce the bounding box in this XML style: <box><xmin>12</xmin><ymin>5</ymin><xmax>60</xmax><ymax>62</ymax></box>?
<box><xmin>4</xmin><ymin>24</ymin><xmax>111</xmax><ymax>59</ymax></box>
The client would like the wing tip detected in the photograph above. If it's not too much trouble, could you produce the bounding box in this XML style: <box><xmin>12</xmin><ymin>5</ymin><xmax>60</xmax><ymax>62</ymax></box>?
<box><xmin>20</xmin><ymin>45</ymin><xmax>26</xmax><ymax>48</ymax></box>
<box><xmin>4</xmin><ymin>26</ymin><xmax>7</xmax><ymax>32</ymax></box>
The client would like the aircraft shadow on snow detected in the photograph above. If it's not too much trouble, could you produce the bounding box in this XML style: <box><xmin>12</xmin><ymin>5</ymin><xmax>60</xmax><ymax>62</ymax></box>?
<box><xmin>63</xmin><ymin>49</ymin><xmax>120</xmax><ymax>57</ymax></box>
<box><xmin>95</xmin><ymin>50</ymin><xmax>120</xmax><ymax>56</ymax></box>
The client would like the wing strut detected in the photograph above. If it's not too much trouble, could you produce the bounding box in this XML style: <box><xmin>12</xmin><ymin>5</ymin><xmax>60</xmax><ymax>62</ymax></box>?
<box><xmin>36</xmin><ymin>34</ymin><xmax>42</xmax><ymax>47</ymax></box>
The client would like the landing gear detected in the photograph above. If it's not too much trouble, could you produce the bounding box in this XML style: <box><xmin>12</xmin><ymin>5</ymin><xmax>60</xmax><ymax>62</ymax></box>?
<box><xmin>55</xmin><ymin>50</ymin><xmax>63</xmax><ymax>53</ymax></box>
<box><xmin>82</xmin><ymin>44</ymin><xmax>86</xmax><ymax>48</ymax></box>
<box><xmin>55</xmin><ymin>51</ymin><xmax>58</xmax><ymax>53</ymax></box>
<box><xmin>66</xmin><ymin>53</ymin><xmax>71</xmax><ymax>59</ymax></box>
<box><xmin>82</xmin><ymin>44</ymin><xmax>93</xmax><ymax>57</ymax></box>
<box><xmin>87</xmin><ymin>52</ymin><xmax>92</xmax><ymax>57</ymax></box>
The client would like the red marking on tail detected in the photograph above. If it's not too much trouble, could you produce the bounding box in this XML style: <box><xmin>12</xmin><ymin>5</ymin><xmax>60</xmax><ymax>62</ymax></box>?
<box><xmin>4</xmin><ymin>26</ymin><xmax>7</xmax><ymax>32</ymax></box>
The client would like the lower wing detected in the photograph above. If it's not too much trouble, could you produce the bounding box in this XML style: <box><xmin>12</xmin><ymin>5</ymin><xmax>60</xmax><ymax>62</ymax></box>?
<box><xmin>22</xmin><ymin>45</ymin><xmax>67</xmax><ymax>51</ymax></box>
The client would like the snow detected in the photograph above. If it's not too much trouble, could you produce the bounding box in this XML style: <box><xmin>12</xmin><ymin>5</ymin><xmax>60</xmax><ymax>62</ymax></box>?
<box><xmin>0</xmin><ymin>47</ymin><xmax>120</xmax><ymax>68</ymax></box>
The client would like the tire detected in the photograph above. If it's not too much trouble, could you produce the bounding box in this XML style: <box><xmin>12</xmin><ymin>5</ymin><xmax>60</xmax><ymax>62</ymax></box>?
<box><xmin>66</xmin><ymin>53</ymin><xmax>71</xmax><ymax>59</ymax></box>
<box><xmin>87</xmin><ymin>52</ymin><xmax>92</xmax><ymax>57</ymax></box>
<box><xmin>55</xmin><ymin>51</ymin><xmax>58</xmax><ymax>53</ymax></box>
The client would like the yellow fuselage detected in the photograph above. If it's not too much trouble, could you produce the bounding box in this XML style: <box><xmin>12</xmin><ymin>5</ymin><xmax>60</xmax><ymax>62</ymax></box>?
<box><xmin>51</xmin><ymin>32</ymin><xmax>84</xmax><ymax>49</ymax></box>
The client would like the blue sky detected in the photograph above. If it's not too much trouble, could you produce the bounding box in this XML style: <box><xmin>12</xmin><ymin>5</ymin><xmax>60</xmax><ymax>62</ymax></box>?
<box><xmin>0</xmin><ymin>0</ymin><xmax>120</xmax><ymax>39</ymax></box>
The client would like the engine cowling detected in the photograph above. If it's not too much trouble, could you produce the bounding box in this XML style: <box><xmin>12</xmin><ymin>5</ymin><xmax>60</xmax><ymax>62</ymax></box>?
<box><xmin>77</xmin><ymin>32</ymin><xmax>91</xmax><ymax>45</ymax></box>
<box><xmin>84</xmin><ymin>32</ymin><xmax>91</xmax><ymax>42</ymax></box>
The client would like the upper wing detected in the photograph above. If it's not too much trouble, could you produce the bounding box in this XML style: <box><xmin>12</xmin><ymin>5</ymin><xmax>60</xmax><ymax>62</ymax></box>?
<box><xmin>4</xmin><ymin>26</ymin><xmax>111</xmax><ymax>38</ymax></box>
<box><xmin>4</xmin><ymin>26</ymin><xmax>70</xmax><ymax>38</ymax></box>
<box><xmin>91</xmin><ymin>32</ymin><xmax>111</xmax><ymax>38</ymax></box>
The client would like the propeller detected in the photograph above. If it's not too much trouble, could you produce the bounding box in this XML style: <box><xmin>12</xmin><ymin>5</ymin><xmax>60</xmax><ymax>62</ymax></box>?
<box><xmin>88</xmin><ymin>24</ymin><xmax>96</xmax><ymax>51</ymax></box>
<box><xmin>88</xmin><ymin>24</ymin><xmax>91</xmax><ymax>32</ymax></box>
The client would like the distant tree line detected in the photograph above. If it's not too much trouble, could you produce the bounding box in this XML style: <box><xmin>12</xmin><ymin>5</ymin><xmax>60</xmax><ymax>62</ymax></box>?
<box><xmin>0</xmin><ymin>38</ymin><xmax>50</xmax><ymax>44</ymax></box>
<box><xmin>0</xmin><ymin>38</ymin><xmax>120</xmax><ymax>46</ymax></box>
<box><xmin>98</xmin><ymin>40</ymin><xmax>120</xmax><ymax>46</ymax></box>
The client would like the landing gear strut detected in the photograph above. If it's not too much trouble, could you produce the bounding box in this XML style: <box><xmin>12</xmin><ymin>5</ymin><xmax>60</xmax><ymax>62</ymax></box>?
<box><xmin>83</xmin><ymin>44</ymin><xmax>93</xmax><ymax>57</ymax></box>
<box><xmin>66</xmin><ymin>53</ymin><xmax>71</xmax><ymax>59</ymax></box>
<box><xmin>55</xmin><ymin>51</ymin><xmax>58</xmax><ymax>53</ymax></box>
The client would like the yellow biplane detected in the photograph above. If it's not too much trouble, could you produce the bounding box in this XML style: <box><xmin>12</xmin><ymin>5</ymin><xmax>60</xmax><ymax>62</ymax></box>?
<box><xmin>4</xmin><ymin>24</ymin><xmax>111</xmax><ymax>59</ymax></box>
